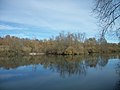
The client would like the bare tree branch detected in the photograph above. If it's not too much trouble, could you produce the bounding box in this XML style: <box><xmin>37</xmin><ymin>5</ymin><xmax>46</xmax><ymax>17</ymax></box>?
<box><xmin>93</xmin><ymin>0</ymin><xmax>120</xmax><ymax>40</ymax></box>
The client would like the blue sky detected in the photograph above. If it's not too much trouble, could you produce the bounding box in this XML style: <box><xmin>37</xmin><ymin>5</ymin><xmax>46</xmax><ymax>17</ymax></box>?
<box><xmin>0</xmin><ymin>0</ymin><xmax>119</xmax><ymax>42</ymax></box>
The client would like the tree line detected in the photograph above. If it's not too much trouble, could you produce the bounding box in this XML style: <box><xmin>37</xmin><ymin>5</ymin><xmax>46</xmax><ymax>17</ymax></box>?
<box><xmin>0</xmin><ymin>32</ymin><xmax>119</xmax><ymax>56</ymax></box>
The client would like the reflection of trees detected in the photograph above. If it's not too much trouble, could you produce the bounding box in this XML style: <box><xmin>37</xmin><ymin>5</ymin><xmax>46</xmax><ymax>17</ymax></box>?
<box><xmin>0</xmin><ymin>54</ymin><xmax>119</xmax><ymax>77</ymax></box>
<box><xmin>114</xmin><ymin>61</ymin><xmax>120</xmax><ymax>90</ymax></box>
<box><xmin>114</xmin><ymin>80</ymin><xmax>120</xmax><ymax>90</ymax></box>
<box><xmin>36</xmin><ymin>55</ymin><xmax>87</xmax><ymax>77</ymax></box>
<box><xmin>49</xmin><ymin>57</ymin><xmax>87</xmax><ymax>77</ymax></box>
<box><xmin>97</xmin><ymin>55</ymin><xmax>109</xmax><ymax>67</ymax></box>
<box><xmin>0</xmin><ymin>56</ymin><xmax>36</xmax><ymax>69</ymax></box>
<box><xmin>115</xmin><ymin>61</ymin><xmax>120</xmax><ymax>76</ymax></box>
<box><xmin>84</xmin><ymin>54</ymin><xmax>99</xmax><ymax>67</ymax></box>
<box><xmin>84</xmin><ymin>54</ymin><xmax>109</xmax><ymax>68</ymax></box>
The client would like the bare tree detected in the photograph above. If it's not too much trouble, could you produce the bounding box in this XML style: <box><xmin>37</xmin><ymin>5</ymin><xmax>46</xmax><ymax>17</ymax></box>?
<box><xmin>93</xmin><ymin>0</ymin><xmax>120</xmax><ymax>40</ymax></box>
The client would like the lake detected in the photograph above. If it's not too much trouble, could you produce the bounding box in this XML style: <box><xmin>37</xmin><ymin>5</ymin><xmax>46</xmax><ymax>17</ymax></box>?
<box><xmin>0</xmin><ymin>54</ymin><xmax>120</xmax><ymax>90</ymax></box>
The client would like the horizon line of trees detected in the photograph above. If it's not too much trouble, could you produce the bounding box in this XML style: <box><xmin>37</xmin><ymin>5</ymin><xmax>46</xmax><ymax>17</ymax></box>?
<box><xmin>0</xmin><ymin>32</ymin><xmax>119</xmax><ymax>55</ymax></box>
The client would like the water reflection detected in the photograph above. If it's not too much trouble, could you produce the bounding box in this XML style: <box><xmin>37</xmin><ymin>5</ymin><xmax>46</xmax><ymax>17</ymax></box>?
<box><xmin>114</xmin><ymin>60</ymin><xmax>120</xmax><ymax>90</ymax></box>
<box><xmin>0</xmin><ymin>54</ymin><xmax>119</xmax><ymax>77</ymax></box>
<box><xmin>0</xmin><ymin>54</ymin><xmax>120</xmax><ymax>90</ymax></box>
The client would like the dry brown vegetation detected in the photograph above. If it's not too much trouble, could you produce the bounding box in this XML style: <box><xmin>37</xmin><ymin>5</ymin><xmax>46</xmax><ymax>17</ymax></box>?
<box><xmin>0</xmin><ymin>32</ymin><xmax>119</xmax><ymax>56</ymax></box>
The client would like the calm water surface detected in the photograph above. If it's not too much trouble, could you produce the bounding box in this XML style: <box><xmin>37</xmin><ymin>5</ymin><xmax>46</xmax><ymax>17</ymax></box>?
<box><xmin>0</xmin><ymin>54</ymin><xmax>120</xmax><ymax>90</ymax></box>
